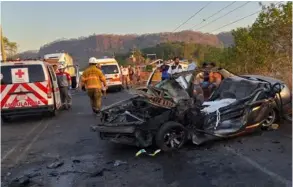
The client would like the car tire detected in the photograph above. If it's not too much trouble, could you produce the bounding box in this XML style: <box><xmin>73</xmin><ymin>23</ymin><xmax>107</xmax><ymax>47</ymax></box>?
<box><xmin>117</xmin><ymin>86</ymin><xmax>123</xmax><ymax>92</ymax></box>
<box><xmin>50</xmin><ymin>109</ymin><xmax>59</xmax><ymax>117</ymax></box>
<box><xmin>155</xmin><ymin>121</ymin><xmax>187</xmax><ymax>152</ymax></box>
<box><xmin>261</xmin><ymin>109</ymin><xmax>277</xmax><ymax>129</ymax></box>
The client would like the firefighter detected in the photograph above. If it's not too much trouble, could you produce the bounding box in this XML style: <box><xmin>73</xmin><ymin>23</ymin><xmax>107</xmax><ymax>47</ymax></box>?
<box><xmin>80</xmin><ymin>57</ymin><xmax>107</xmax><ymax>115</ymax></box>
<box><xmin>56</xmin><ymin>65</ymin><xmax>72</xmax><ymax>109</ymax></box>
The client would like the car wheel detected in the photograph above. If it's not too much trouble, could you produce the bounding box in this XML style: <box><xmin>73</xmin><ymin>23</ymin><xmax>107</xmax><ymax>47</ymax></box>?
<box><xmin>155</xmin><ymin>121</ymin><xmax>187</xmax><ymax>152</ymax></box>
<box><xmin>261</xmin><ymin>109</ymin><xmax>277</xmax><ymax>129</ymax></box>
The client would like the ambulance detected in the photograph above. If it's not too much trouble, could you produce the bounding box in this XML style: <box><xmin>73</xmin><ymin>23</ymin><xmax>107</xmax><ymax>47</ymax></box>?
<box><xmin>96</xmin><ymin>58</ymin><xmax>123</xmax><ymax>91</ymax></box>
<box><xmin>0</xmin><ymin>60</ymin><xmax>62</xmax><ymax>122</ymax></box>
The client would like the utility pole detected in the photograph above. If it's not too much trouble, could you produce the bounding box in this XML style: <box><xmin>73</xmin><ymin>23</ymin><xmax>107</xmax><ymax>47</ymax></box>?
<box><xmin>1</xmin><ymin>25</ymin><xmax>6</xmax><ymax>62</ymax></box>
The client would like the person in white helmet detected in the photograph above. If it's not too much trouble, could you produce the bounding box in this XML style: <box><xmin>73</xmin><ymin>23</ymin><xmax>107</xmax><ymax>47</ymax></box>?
<box><xmin>56</xmin><ymin>65</ymin><xmax>72</xmax><ymax>109</ymax></box>
<box><xmin>79</xmin><ymin>57</ymin><xmax>107</xmax><ymax>115</ymax></box>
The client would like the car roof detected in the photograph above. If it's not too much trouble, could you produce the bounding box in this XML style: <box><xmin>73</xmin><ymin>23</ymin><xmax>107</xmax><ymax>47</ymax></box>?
<box><xmin>243</xmin><ymin>74</ymin><xmax>283</xmax><ymax>84</ymax></box>
<box><xmin>0</xmin><ymin>60</ymin><xmax>47</xmax><ymax>66</ymax></box>
<box><xmin>44</xmin><ymin>53</ymin><xmax>63</xmax><ymax>59</ymax></box>
<box><xmin>96</xmin><ymin>58</ymin><xmax>117</xmax><ymax>63</ymax></box>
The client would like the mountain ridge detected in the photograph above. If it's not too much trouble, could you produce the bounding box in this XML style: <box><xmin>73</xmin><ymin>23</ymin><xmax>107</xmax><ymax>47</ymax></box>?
<box><xmin>17</xmin><ymin>30</ymin><xmax>234</xmax><ymax>67</ymax></box>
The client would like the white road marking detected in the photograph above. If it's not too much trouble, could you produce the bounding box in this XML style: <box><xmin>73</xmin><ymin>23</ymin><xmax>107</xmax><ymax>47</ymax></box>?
<box><xmin>1</xmin><ymin>119</ymin><xmax>44</xmax><ymax>162</ymax></box>
<box><xmin>14</xmin><ymin>119</ymin><xmax>52</xmax><ymax>165</ymax></box>
<box><xmin>225</xmin><ymin>146</ymin><xmax>292</xmax><ymax>187</ymax></box>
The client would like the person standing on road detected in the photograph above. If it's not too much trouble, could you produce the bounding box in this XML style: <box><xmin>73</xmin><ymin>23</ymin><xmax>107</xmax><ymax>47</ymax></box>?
<box><xmin>56</xmin><ymin>65</ymin><xmax>72</xmax><ymax>109</ymax></box>
<box><xmin>128</xmin><ymin>65</ymin><xmax>134</xmax><ymax>86</ymax></box>
<box><xmin>80</xmin><ymin>57</ymin><xmax>107</xmax><ymax>115</ymax></box>
<box><xmin>121</xmin><ymin>66</ymin><xmax>129</xmax><ymax>89</ymax></box>
<box><xmin>53</xmin><ymin>64</ymin><xmax>59</xmax><ymax>73</ymax></box>
<box><xmin>168</xmin><ymin>57</ymin><xmax>183</xmax><ymax>76</ymax></box>
<box><xmin>135</xmin><ymin>66</ymin><xmax>141</xmax><ymax>84</ymax></box>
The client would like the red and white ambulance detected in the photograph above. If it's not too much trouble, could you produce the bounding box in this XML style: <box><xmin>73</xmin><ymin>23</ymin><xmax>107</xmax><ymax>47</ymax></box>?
<box><xmin>0</xmin><ymin>60</ymin><xmax>62</xmax><ymax>122</ymax></box>
<box><xmin>96</xmin><ymin>58</ymin><xmax>123</xmax><ymax>91</ymax></box>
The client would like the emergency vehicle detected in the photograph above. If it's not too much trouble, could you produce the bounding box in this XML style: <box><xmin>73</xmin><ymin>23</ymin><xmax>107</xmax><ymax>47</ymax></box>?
<box><xmin>0</xmin><ymin>60</ymin><xmax>62</xmax><ymax>122</ymax></box>
<box><xmin>44</xmin><ymin>53</ymin><xmax>80</xmax><ymax>89</ymax></box>
<box><xmin>96</xmin><ymin>58</ymin><xmax>123</xmax><ymax>91</ymax></box>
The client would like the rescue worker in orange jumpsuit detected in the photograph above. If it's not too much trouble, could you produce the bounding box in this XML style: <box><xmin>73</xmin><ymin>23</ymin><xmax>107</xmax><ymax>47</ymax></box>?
<box><xmin>80</xmin><ymin>57</ymin><xmax>107</xmax><ymax>115</ymax></box>
<box><xmin>207</xmin><ymin>62</ymin><xmax>222</xmax><ymax>92</ymax></box>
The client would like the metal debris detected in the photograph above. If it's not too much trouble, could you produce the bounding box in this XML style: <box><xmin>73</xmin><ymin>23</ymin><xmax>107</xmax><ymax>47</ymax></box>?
<box><xmin>47</xmin><ymin>160</ymin><xmax>64</xmax><ymax>169</ymax></box>
<box><xmin>135</xmin><ymin>149</ymin><xmax>147</xmax><ymax>157</ymax></box>
<box><xmin>9</xmin><ymin>176</ymin><xmax>31</xmax><ymax>187</ymax></box>
<box><xmin>113</xmin><ymin>160</ymin><xmax>127</xmax><ymax>167</ymax></box>
<box><xmin>72</xmin><ymin>159</ymin><xmax>81</xmax><ymax>164</ymax></box>
<box><xmin>135</xmin><ymin>149</ymin><xmax>161</xmax><ymax>157</ymax></box>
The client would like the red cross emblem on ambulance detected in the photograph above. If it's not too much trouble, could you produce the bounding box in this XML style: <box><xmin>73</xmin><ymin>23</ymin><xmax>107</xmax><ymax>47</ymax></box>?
<box><xmin>15</xmin><ymin>69</ymin><xmax>25</xmax><ymax>78</ymax></box>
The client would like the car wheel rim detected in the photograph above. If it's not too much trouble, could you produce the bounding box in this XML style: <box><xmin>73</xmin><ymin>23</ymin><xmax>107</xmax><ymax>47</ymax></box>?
<box><xmin>163</xmin><ymin>128</ymin><xmax>185</xmax><ymax>149</ymax></box>
<box><xmin>262</xmin><ymin>110</ymin><xmax>276</xmax><ymax>127</ymax></box>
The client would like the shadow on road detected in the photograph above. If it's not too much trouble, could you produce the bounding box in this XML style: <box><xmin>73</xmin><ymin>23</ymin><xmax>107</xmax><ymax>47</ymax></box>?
<box><xmin>1</xmin><ymin>114</ymin><xmax>53</xmax><ymax>126</ymax></box>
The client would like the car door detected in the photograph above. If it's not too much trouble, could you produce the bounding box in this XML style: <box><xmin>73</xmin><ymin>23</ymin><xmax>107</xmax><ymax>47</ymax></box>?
<box><xmin>146</xmin><ymin>68</ymin><xmax>157</xmax><ymax>87</ymax></box>
<box><xmin>66</xmin><ymin>65</ymin><xmax>79</xmax><ymax>89</ymax></box>
<box><xmin>47</xmin><ymin>65</ymin><xmax>62</xmax><ymax>109</ymax></box>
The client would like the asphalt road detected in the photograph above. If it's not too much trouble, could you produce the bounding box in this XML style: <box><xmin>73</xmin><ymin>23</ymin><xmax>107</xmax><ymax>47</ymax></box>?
<box><xmin>1</xmin><ymin>90</ymin><xmax>292</xmax><ymax>187</ymax></box>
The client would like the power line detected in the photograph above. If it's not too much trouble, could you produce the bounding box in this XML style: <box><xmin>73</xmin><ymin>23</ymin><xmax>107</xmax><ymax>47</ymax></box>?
<box><xmin>190</xmin><ymin>1</ymin><xmax>236</xmax><ymax>30</ymax></box>
<box><xmin>195</xmin><ymin>1</ymin><xmax>251</xmax><ymax>31</ymax></box>
<box><xmin>210</xmin><ymin>10</ymin><xmax>261</xmax><ymax>33</ymax></box>
<box><xmin>210</xmin><ymin>1</ymin><xmax>284</xmax><ymax>33</ymax></box>
<box><xmin>173</xmin><ymin>2</ymin><xmax>211</xmax><ymax>32</ymax></box>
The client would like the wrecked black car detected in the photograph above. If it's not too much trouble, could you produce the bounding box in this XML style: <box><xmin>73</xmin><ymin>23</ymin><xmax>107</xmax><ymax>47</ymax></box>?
<box><xmin>92</xmin><ymin>69</ymin><xmax>285</xmax><ymax>152</ymax></box>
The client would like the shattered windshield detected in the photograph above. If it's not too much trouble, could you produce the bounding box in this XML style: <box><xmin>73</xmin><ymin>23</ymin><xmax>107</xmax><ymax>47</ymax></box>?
<box><xmin>155</xmin><ymin>78</ymin><xmax>190</xmax><ymax>102</ymax></box>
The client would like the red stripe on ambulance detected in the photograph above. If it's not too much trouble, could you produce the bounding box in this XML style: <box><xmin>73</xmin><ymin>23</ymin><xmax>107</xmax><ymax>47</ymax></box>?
<box><xmin>34</xmin><ymin>82</ymin><xmax>48</xmax><ymax>93</ymax></box>
<box><xmin>1</xmin><ymin>84</ymin><xmax>19</xmax><ymax>108</ymax></box>
<box><xmin>21</xmin><ymin>83</ymin><xmax>48</xmax><ymax>105</ymax></box>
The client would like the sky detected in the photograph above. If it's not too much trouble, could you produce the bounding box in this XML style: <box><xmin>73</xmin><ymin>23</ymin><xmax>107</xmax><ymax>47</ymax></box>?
<box><xmin>1</xmin><ymin>1</ymin><xmax>277</xmax><ymax>52</ymax></box>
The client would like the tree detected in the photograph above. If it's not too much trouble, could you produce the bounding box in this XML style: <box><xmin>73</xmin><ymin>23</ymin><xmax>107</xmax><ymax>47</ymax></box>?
<box><xmin>3</xmin><ymin>36</ymin><xmax>18</xmax><ymax>58</ymax></box>
<box><xmin>219</xmin><ymin>1</ymin><xmax>292</xmax><ymax>86</ymax></box>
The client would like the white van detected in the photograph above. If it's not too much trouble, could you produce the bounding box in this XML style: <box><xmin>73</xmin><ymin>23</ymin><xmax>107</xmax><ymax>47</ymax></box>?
<box><xmin>0</xmin><ymin>60</ymin><xmax>62</xmax><ymax>122</ymax></box>
<box><xmin>96</xmin><ymin>58</ymin><xmax>123</xmax><ymax>91</ymax></box>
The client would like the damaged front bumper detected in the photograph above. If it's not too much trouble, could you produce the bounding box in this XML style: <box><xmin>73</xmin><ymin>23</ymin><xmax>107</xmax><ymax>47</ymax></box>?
<box><xmin>95</xmin><ymin>121</ymin><xmax>152</xmax><ymax>147</ymax></box>
<box><xmin>93</xmin><ymin>94</ymin><xmax>172</xmax><ymax>147</ymax></box>
<box><xmin>94</xmin><ymin>111</ymin><xmax>147</xmax><ymax>147</ymax></box>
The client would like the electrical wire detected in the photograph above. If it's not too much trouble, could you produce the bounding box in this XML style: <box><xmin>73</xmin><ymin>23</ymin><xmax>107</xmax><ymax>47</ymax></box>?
<box><xmin>195</xmin><ymin>1</ymin><xmax>251</xmax><ymax>31</ymax></box>
<box><xmin>190</xmin><ymin>1</ymin><xmax>236</xmax><ymax>30</ymax></box>
<box><xmin>173</xmin><ymin>2</ymin><xmax>211</xmax><ymax>32</ymax></box>
<box><xmin>210</xmin><ymin>1</ymin><xmax>284</xmax><ymax>33</ymax></box>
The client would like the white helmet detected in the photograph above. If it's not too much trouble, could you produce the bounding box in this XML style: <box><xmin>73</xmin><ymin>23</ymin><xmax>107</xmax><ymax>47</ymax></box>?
<box><xmin>58</xmin><ymin>65</ymin><xmax>65</xmax><ymax>69</ymax></box>
<box><xmin>89</xmin><ymin>57</ymin><xmax>97</xmax><ymax>64</ymax></box>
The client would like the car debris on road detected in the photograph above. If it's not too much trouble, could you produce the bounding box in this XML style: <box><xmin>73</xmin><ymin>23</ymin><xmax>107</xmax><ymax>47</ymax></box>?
<box><xmin>135</xmin><ymin>149</ymin><xmax>161</xmax><ymax>157</ymax></box>
<box><xmin>46</xmin><ymin>160</ymin><xmax>64</xmax><ymax>169</ymax></box>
